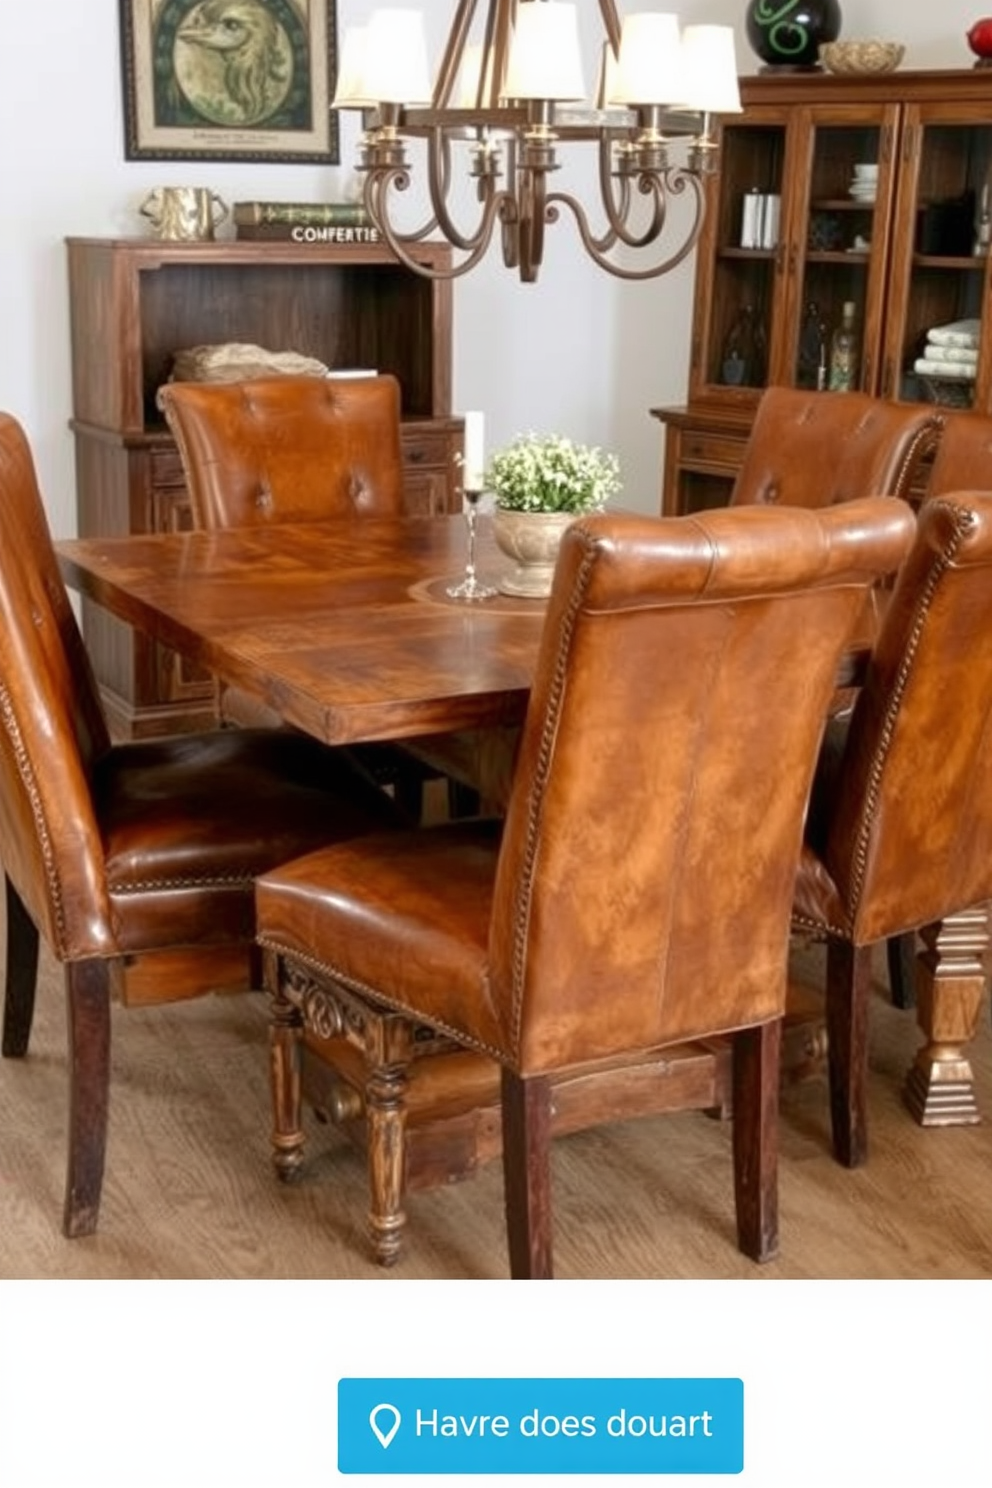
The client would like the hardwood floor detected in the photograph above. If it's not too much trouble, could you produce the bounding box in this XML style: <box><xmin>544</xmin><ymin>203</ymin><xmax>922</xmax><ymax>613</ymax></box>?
<box><xmin>1</xmin><ymin>926</ymin><xmax>990</xmax><ymax>1279</ymax></box>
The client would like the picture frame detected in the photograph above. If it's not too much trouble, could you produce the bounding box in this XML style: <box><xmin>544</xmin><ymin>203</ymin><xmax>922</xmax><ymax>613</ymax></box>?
<box><xmin>119</xmin><ymin>0</ymin><xmax>339</xmax><ymax>164</ymax></box>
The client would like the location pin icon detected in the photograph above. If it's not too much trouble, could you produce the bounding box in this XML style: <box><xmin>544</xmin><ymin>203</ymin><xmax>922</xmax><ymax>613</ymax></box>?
<box><xmin>369</xmin><ymin>1402</ymin><xmax>402</xmax><ymax>1450</ymax></box>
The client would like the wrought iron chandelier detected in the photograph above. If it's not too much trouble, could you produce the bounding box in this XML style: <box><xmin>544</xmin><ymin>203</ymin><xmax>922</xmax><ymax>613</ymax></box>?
<box><xmin>332</xmin><ymin>1</ymin><xmax>741</xmax><ymax>283</ymax></box>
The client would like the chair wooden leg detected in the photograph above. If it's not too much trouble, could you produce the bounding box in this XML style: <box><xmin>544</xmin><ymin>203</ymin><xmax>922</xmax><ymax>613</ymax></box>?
<box><xmin>365</xmin><ymin>1059</ymin><xmax>410</xmax><ymax>1267</ymax></box>
<box><xmin>887</xmin><ymin>932</ymin><xmax>917</xmax><ymax>1010</ymax></box>
<box><xmin>500</xmin><ymin>1068</ymin><xmax>553</xmax><ymax>1279</ymax></box>
<box><xmin>269</xmin><ymin>980</ymin><xmax>306</xmax><ymax>1182</ymax></box>
<box><xmin>732</xmin><ymin>1020</ymin><xmax>780</xmax><ymax>1263</ymax></box>
<box><xmin>3</xmin><ymin>874</ymin><xmax>39</xmax><ymax>1058</ymax></box>
<box><xmin>826</xmin><ymin>938</ymin><xmax>873</xmax><ymax>1168</ymax></box>
<box><xmin>63</xmin><ymin>959</ymin><xmax>111</xmax><ymax>1239</ymax></box>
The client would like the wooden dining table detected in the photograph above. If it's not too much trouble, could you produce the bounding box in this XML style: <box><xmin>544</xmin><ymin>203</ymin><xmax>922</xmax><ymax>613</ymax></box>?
<box><xmin>56</xmin><ymin>512</ymin><xmax>985</xmax><ymax>1146</ymax></box>
<box><xmin>58</xmin><ymin>514</ymin><xmax>544</xmax><ymax>750</ymax></box>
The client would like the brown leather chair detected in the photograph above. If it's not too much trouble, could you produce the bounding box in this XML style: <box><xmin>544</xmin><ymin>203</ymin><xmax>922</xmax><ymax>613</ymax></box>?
<box><xmin>730</xmin><ymin>387</ymin><xmax>941</xmax><ymax>508</ymax></box>
<box><xmin>255</xmin><ymin>497</ymin><xmax>915</xmax><ymax>1277</ymax></box>
<box><xmin>793</xmin><ymin>491</ymin><xmax>992</xmax><ymax>1169</ymax></box>
<box><xmin>157</xmin><ymin>373</ymin><xmax>404</xmax><ymax>737</ymax></box>
<box><xmin>887</xmin><ymin>409</ymin><xmax>992</xmax><ymax>1007</ymax></box>
<box><xmin>0</xmin><ymin>411</ymin><xmax>401</xmax><ymax>1238</ymax></box>
<box><xmin>158</xmin><ymin>373</ymin><xmax>454</xmax><ymax>815</ymax></box>
<box><xmin>158</xmin><ymin>373</ymin><xmax>406</xmax><ymax>530</ymax></box>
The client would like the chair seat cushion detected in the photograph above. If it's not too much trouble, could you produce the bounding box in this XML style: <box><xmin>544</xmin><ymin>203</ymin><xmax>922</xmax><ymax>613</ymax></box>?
<box><xmin>256</xmin><ymin>819</ymin><xmax>509</xmax><ymax>1057</ymax></box>
<box><xmin>95</xmin><ymin>729</ymin><xmax>402</xmax><ymax>951</ymax></box>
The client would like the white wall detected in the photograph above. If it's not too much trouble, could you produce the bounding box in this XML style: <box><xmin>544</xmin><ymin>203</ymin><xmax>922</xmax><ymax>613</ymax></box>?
<box><xmin>0</xmin><ymin>2</ymin><xmax>981</xmax><ymax>539</ymax></box>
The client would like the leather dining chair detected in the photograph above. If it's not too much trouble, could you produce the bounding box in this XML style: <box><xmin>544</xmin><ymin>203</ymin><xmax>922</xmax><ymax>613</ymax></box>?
<box><xmin>158</xmin><ymin>373</ymin><xmax>459</xmax><ymax>818</ymax></box>
<box><xmin>255</xmin><ymin>497</ymin><xmax>915</xmax><ymax>1277</ymax></box>
<box><xmin>729</xmin><ymin>386</ymin><xmax>941</xmax><ymax>509</ymax></box>
<box><xmin>0</xmin><ymin>411</ymin><xmax>402</xmax><ymax>1238</ymax></box>
<box><xmin>886</xmin><ymin>409</ymin><xmax>992</xmax><ymax>1008</ymax></box>
<box><xmin>792</xmin><ymin>491</ymin><xmax>992</xmax><ymax>1170</ymax></box>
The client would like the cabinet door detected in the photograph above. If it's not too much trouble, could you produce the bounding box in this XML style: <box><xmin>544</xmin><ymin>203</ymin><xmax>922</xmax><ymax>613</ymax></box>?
<box><xmin>689</xmin><ymin>100</ymin><xmax>898</xmax><ymax>407</ymax></box>
<box><xmin>881</xmin><ymin>102</ymin><xmax>992</xmax><ymax>413</ymax></box>
<box><xmin>786</xmin><ymin>102</ymin><xmax>900</xmax><ymax>395</ymax></box>
<box><xmin>688</xmin><ymin>103</ymin><xmax>795</xmax><ymax>409</ymax></box>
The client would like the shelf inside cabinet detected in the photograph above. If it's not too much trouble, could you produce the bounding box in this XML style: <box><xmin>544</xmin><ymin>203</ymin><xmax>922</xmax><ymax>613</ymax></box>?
<box><xmin>913</xmin><ymin>254</ymin><xmax>987</xmax><ymax>271</ymax></box>
<box><xmin>719</xmin><ymin>248</ymin><xmax>777</xmax><ymax>260</ymax></box>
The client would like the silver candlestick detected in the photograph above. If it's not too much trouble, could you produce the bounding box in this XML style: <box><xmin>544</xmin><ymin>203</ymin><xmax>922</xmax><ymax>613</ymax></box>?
<box><xmin>447</xmin><ymin>487</ymin><xmax>497</xmax><ymax>600</ymax></box>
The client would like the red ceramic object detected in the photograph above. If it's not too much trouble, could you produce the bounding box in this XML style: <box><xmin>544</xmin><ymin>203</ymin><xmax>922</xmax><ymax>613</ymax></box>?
<box><xmin>967</xmin><ymin>17</ymin><xmax>992</xmax><ymax>59</ymax></box>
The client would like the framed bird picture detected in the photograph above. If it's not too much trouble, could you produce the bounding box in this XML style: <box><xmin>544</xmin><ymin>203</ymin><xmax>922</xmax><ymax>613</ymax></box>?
<box><xmin>119</xmin><ymin>0</ymin><xmax>340</xmax><ymax>163</ymax></box>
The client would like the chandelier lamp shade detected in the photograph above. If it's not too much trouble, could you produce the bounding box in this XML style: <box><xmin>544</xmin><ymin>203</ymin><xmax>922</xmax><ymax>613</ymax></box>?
<box><xmin>332</xmin><ymin>1</ymin><xmax>742</xmax><ymax>283</ymax></box>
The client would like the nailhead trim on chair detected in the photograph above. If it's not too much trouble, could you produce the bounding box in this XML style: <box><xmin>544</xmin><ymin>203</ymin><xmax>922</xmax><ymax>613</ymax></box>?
<box><xmin>505</xmin><ymin>534</ymin><xmax>598</xmax><ymax>1059</ymax></box>
<box><xmin>0</xmin><ymin>676</ymin><xmax>67</xmax><ymax>947</ymax></box>
<box><xmin>255</xmin><ymin>934</ymin><xmax>508</xmax><ymax>1062</ymax></box>
<box><xmin>795</xmin><ymin>498</ymin><xmax>975</xmax><ymax>940</ymax></box>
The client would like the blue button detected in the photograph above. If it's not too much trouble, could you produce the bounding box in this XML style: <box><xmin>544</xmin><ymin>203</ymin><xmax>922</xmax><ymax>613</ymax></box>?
<box><xmin>338</xmin><ymin>1377</ymin><xmax>743</xmax><ymax>1474</ymax></box>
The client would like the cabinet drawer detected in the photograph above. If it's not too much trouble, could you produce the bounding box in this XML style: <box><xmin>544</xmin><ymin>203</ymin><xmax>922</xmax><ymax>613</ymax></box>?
<box><xmin>149</xmin><ymin>445</ymin><xmax>187</xmax><ymax>489</ymax></box>
<box><xmin>679</xmin><ymin>431</ymin><xmax>748</xmax><ymax>471</ymax></box>
<box><xmin>401</xmin><ymin>429</ymin><xmax>451</xmax><ymax>468</ymax></box>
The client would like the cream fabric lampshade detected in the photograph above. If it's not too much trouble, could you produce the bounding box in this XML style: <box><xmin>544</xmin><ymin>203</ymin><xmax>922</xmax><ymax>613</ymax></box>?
<box><xmin>332</xmin><ymin>27</ymin><xmax>373</xmax><ymax>109</ymax></box>
<box><xmin>678</xmin><ymin>25</ymin><xmax>742</xmax><ymax>113</ymax></box>
<box><xmin>608</xmin><ymin>13</ymin><xmax>683</xmax><ymax>106</ymax></box>
<box><xmin>503</xmin><ymin>2</ymin><xmax>586</xmax><ymax>102</ymax></box>
<box><xmin>361</xmin><ymin>9</ymin><xmax>432</xmax><ymax>104</ymax></box>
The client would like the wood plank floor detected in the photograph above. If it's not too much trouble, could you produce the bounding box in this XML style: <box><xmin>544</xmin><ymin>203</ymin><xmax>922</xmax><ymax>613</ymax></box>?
<box><xmin>1</xmin><ymin>927</ymin><xmax>990</xmax><ymax>1279</ymax></box>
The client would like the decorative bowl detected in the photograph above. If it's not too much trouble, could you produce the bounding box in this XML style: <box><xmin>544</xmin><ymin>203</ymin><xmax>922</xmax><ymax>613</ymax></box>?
<box><xmin>819</xmin><ymin>40</ymin><xmax>905</xmax><ymax>75</ymax></box>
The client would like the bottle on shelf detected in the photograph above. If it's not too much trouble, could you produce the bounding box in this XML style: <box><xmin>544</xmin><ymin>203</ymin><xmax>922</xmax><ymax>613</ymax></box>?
<box><xmin>797</xmin><ymin>301</ymin><xmax>828</xmax><ymax>390</ymax></box>
<box><xmin>721</xmin><ymin>304</ymin><xmax>766</xmax><ymax>387</ymax></box>
<box><xmin>828</xmin><ymin>301</ymin><xmax>859</xmax><ymax>392</ymax></box>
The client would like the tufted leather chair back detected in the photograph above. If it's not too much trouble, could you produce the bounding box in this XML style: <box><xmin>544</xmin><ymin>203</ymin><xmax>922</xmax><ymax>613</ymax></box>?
<box><xmin>730</xmin><ymin>387</ymin><xmax>941</xmax><ymax>508</ymax></box>
<box><xmin>798</xmin><ymin>491</ymin><xmax>992</xmax><ymax>945</ymax></box>
<box><xmin>487</xmin><ymin>499</ymin><xmax>916</xmax><ymax>1074</ymax></box>
<box><xmin>157</xmin><ymin>373</ymin><xmax>405</xmax><ymax>528</ymax></box>
<box><xmin>0</xmin><ymin>413</ymin><xmax>113</xmax><ymax>954</ymax></box>
<box><xmin>924</xmin><ymin>408</ymin><xmax>992</xmax><ymax>495</ymax></box>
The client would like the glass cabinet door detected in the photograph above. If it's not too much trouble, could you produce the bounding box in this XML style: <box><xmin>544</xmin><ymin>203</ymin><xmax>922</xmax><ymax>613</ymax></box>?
<box><xmin>688</xmin><ymin>104</ymin><xmax>792</xmax><ymax>406</ymax></box>
<box><xmin>882</xmin><ymin>102</ymin><xmax>992</xmax><ymax>414</ymax></box>
<box><xmin>788</xmin><ymin>104</ymin><xmax>899</xmax><ymax>395</ymax></box>
<box><xmin>689</xmin><ymin>101</ymin><xmax>898</xmax><ymax>406</ymax></box>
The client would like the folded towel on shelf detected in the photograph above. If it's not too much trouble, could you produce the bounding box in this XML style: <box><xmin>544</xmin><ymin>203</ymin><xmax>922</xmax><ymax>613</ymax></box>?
<box><xmin>914</xmin><ymin>356</ymin><xmax>977</xmax><ymax>379</ymax></box>
<box><xmin>926</xmin><ymin>317</ymin><xmax>981</xmax><ymax>348</ymax></box>
<box><xmin>921</xmin><ymin>342</ymin><xmax>979</xmax><ymax>366</ymax></box>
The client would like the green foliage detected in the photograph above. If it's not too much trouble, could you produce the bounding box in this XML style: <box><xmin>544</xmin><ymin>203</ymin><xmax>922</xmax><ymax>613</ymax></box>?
<box><xmin>486</xmin><ymin>433</ymin><xmax>621</xmax><ymax>513</ymax></box>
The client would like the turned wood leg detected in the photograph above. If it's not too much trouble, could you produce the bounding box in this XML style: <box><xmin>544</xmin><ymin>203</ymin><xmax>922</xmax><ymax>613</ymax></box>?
<box><xmin>500</xmin><ymin>1068</ymin><xmax>553</xmax><ymax>1280</ymax></box>
<box><xmin>63</xmin><ymin>959</ymin><xmax>111</xmax><ymax>1239</ymax></box>
<box><xmin>3</xmin><ymin>874</ymin><xmax>39</xmax><ymax>1058</ymax></box>
<box><xmin>826</xmin><ymin>939</ymin><xmax>873</xmax><ymax>1168</ymax></box>
<box><xmin>365</xmin><ymin>1059</ymin><xmax>410</xmax><ymax>1267</ymax></box>
<box><xmin>903</xmin><ymin>907</ymin><xmax>987</xmax><ymax>1128</ymax></box>
<box><xmin>269</xmin><ymin>984</ymin><xmax>306</xmax><ymax>1182</ymax></box>
<box><xmin>732</xmin><ymin>1020</ymin><xmax>780</xmax><ymax>1263</ymax></box>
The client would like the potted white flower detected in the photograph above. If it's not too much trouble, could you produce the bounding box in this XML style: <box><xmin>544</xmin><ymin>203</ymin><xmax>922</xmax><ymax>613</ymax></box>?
<box><xmin>486</xmin><ymin>432</ymin><xmax>621</xmax><ymax>597</ymax></box>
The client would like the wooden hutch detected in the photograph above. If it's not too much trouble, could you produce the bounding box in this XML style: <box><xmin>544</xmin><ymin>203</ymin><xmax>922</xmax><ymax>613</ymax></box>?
<box><xmin>66</xmin><ymin>236</ymin><xmax>462</xmax><ymax>738</ymax></box>
<box><xmin>654</xmin><ymin>68</ymin><xmax>992</xmax><ymax>515</ymax></box>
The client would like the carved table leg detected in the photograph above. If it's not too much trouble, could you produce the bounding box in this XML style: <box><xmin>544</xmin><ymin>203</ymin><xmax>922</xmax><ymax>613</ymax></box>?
<box><xmin>365</xmin><ymin>1060</ymin><xmax>409</xmax><ymax>1267</ymax></box>
<box><xmin>269</xmin><ymin>983</ymin><xmax>306</xmax><ymax>1181</ymax></box>
<box><xmin>903</xmin><ymin>905</ymin><xmax>988</xmax><ymax>1128</ymax></box>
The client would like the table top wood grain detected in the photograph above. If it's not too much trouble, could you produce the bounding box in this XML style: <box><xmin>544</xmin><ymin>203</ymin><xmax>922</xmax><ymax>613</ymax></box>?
<box><xmin>57</xmin><ymin>515</ymin><xmax>546</xmax><ymax>746</ymax></box>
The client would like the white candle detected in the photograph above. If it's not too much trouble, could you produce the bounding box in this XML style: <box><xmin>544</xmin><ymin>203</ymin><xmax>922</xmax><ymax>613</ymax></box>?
<box><xmin>463</xmin><ymin>410</ymin><xmax>485</xmax><ymax>491</ymax></box>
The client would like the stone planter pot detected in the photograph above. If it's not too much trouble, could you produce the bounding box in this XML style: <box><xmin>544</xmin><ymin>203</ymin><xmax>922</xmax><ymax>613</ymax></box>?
<box><xmin>492</xmin><ymin>508</ymin><xmax>577</xmax><ymax>598</ymax></box>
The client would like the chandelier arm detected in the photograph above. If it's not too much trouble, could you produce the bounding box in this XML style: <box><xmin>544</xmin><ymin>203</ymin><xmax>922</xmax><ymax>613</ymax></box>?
<box><xmin>425</xmin><ymin>129</ymin><xmax>505</xmax><ymax>254</ymax></box>
<box><xmin>516</xmin><ymin>164</ymin><xmax>551</xmax><ymax>285</ymax></box>
<box><xmin>548</xmin><ymin>181</ymin><xmax>707</xmax><ymax>282</ymax></box>
<box><xmin>593</xmin><ymin>132</ymin><xmax>635</xmax><ymax>249</ymax></box>
<box><xmin>364</xmin><ymin>168</ymin><xmax>508</xmax><ymax>280</ymax></box>
<box><xmin>361</xmin><ymin>166</ymin><xmax>440</xmax><ymax>246</ymax></box>
<box><xmin>569</xmin><ymin>169</ymin><xmax>704</xmax><ymax>253</ymax></box>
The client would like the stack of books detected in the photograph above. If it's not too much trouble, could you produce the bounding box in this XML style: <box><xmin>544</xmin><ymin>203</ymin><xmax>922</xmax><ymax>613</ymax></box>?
<box><xmin>233</xmin><ymin>201</ymin><xmax>381</xmax><ymax>244</ymax></box>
